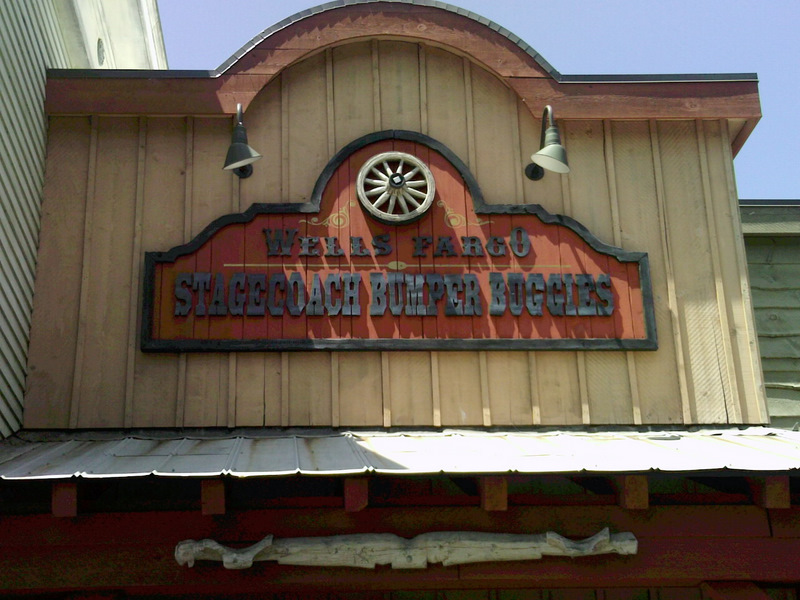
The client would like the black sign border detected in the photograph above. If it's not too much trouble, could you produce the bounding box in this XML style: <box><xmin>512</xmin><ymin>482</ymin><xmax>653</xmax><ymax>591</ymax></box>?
<box><xmin>141</xmin><ymin>130</ymin><xmax>657</xmax><ymax>352</ymax></box>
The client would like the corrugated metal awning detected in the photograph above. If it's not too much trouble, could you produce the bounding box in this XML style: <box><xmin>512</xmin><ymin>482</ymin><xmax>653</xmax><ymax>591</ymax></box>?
<box><xmin>1</xmin><ymin>428</ymin><xmax>800</xmax><ymax>481</ymax></box>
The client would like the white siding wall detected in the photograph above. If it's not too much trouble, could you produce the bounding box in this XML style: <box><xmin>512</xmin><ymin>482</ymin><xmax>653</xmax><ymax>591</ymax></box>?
<box><xmin>0</xmin><ymin>1</ymin><xmax>72</xmax><ymax>437</ymax></box>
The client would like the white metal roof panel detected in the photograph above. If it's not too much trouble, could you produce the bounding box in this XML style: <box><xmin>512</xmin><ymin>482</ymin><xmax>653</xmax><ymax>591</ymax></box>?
<box><xmin>2</xmin><ymin>428</ymin><xmax>800</xmax><ymax>481</ymax></box>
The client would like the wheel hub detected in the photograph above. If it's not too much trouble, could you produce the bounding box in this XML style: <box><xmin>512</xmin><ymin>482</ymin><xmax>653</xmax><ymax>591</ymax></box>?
<box><xmin>389</xmin><ymin>173</ymin><xmax>405</xmax><ymax>188</ymax></box>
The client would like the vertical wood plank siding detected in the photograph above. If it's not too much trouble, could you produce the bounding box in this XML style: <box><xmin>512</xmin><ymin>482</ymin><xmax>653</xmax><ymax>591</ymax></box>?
<box><xmin>25</xmin><ymin>41</ymin><xmax>766</xmax><ymax>428</ymax></box>
<box><xmin>746</xmin><ymin>236</ymin><xmax>800</xmax><ymax>420</ymax></box>
<box><xmin>0</xmin><ymin>2</ymin><xmax>72</xmax><ymax>436</ymax></box>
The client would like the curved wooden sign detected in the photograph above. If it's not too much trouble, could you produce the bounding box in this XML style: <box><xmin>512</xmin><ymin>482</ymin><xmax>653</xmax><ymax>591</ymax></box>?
<box><xmin>141</xmin><ymin>131</ymin><xmax>656</xmax><ymax>352</ymax></box>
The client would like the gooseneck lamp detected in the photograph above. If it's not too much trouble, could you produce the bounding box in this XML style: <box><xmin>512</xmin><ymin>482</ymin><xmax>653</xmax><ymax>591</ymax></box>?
<box><xmin>525</xmin><ymin>105</ymin><xmax>570</xmax><ymax>181</ymax></box>
<box><xmin>223</xmin><ymin>103</ymin><xmax>262</xmax><ymax>178</ymax></box>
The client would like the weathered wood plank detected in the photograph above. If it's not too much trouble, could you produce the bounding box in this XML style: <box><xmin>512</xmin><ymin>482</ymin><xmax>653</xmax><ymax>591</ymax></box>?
<box><xmin>565</xmin><ymin>120</ymin><xmax>631</xmax><ymax>424</ymax></box>
<box><xmin>611</xmin><ymin>120</ymin><xmax>683</xmax><ymax>423</ymax></box>
<box><xmin>438</xmin><ymin>351</ymin><xmax>483</xmax><ymax>426</ymax></box>
<box><xmin>378</xmin><ymin>40</ymin><xmax>421</xmax><ymax>132</ymax></box>
<box><xmin>285</xmin><ymin>51</ymin><xmax>329</xmax><ymax>203</ymax></box>
<box><xmin>332</xmin><ymin>42</ymin><xmax>375</xmax><ymax>148</ymax></box>
<box><xmin>131</xmin><ymin>117</ymin><xmax>186</xmax><ymax>427</ymax></box>
<box><xmin>75</xmin><ymin>117</ymin><xmax>138</xmax><ymax>428</ymax></box>
<box><xmin>183</xmin><ymin>117</ymin><xmax>231</xmax><ymax>427</ymax></box>
<box><xmin>338</xmin><ymin>353</ymin><xmax>383</xmax><ymax>426</ymax></box>
<box><xmin>288</xmin><ymin>352</ymin><xmax>332</xmax><ymax>426</ymax></box>
<box><xmin>387</xmin><ymin>352</ymin><xmax>434</xmax><ymax>426</ymax></box>
<box><xmin>658</xmin><ymin>120</ymin><xmax>731</xmax><ymax>424</ymax></box>
<box><xmin>697</xmin><ymin>120</ymin><xmax>744</xmax><ymax>422</ymax></box>
<box><xmin>25</xmin><ymin>118</ymin><xmax>91</xmax><ymax>428</ymax></box>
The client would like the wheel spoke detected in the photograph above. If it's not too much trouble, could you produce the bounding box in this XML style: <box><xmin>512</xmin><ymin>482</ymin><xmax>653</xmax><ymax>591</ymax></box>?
<box><xmin>373</xmin><ymin>191</ymin><xmax>391</xmax><ymax>209</ymax></box>
<box><xmin>396</xmin><ymin>192</ymin><xmax>410</xmax><ymax>214</ymax></box>
<box><xmin>405</xmin><ymin>166</ymin><xmax>420</xmax><ymax>179</ymax></box>
<box><xmin>402</xmin><ymin>190</ymin><xmax>421</xmax><ymax>208</ymax></box>
<box><xmin>406</xmin><ymin>187</ymin><xmax>427</xmax><ymax>200</ymax></box>
<box><xmin>369</xmin><ymin>168</ymin><xmax>389</xmax><ymax>181</ymax></box>
<box><xmin>405</xmin><ymin>179</ymin><xmax>427</xmax><ymax>188</ymax></box>
<box><xmin>386</xmin><ymin>193</ymin><xmax>397</xmax><ymax>214</ymax></box>
<box><xmin>365</xmin><ymin>178</ymin><xmax>387</xmax><ymax>186</ymax></box>
<box><xmin>396</xmin><ymin>159</ymin><xmax>404</xmax><ymax>174</ymax></box>
<box><xmin>365</xmin><ymin>187</ymin><xmax>385</xmax><ymax>197</ymax></box>
<box><xmin>382</xmin><ymin>161</ymin><xmax>393</xmax><ymax>177</ymax></box>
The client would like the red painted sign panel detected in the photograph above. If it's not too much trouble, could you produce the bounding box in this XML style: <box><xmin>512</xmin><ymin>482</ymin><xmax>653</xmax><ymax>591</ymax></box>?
<box><xmin>141</xmin><ymin>131</ymin><xmax>656</xmax><ymax>351</ymax></box>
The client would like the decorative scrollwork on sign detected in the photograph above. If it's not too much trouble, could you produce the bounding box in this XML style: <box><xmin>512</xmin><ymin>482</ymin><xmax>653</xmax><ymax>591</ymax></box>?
<box><xmin>300</xmin><ymin>201</ymin><xmax>356</xmax><ymax>227</ymax></box>
<box><xmin>175</xmin><ymin>528</ymin><xmax>637</xmax><ymax>570</ymax></box>
<box><xmin>437</xmin><ymin>200</ymin><xmax>493</xmax><ymax>228</ymax></box>
<box><xmin>385</xmin><ymin>261</ymin><xmax>409</xmax><ymax>271</ymax></box>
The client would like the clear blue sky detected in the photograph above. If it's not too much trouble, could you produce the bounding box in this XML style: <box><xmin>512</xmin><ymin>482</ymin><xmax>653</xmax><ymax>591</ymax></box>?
<box><xmin>157</xmin><ymin>0</ymin><xmax>799</xmax><ymax>199</ymax></box>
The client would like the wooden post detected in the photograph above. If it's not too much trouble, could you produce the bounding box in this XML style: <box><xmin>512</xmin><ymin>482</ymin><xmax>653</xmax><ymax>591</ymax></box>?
<box><xmin>201</xmin><ymin>479</ymin><xmax>226</xmax><ymax>516</ymax></box>
<box><xmin>51</xmin><ymin>481</ymin><xmax>78</xmax><ymax>518</ymax></box>
<box><xmin>747</xmin><ymin>476</ymin><xmax>790</xmax><ymax>509</ymax></box>
<box><xmin>344</xmin><ymin>478</ymin><xmax>369</xmax><ymax>513</ymax></box>
<box><xmin>615</xmin><ymin>475</ymin><xmax>649</xmax><ymax>510</ymax></box>
<box><xmin>700</xmin><ymin>581</ymin><xmax>772</xmax><ymax>599</ymax></box>
<box><xmin>479</xmin><ymin>476</ymin><xmax>508</xmax><ymax>512</ymax></box>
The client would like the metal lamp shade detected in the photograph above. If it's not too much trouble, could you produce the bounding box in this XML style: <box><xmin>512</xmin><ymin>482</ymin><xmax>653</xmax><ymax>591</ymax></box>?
<box><xmin>223</xmin><ymin>123</ymin><xmax>262</xmax><ymax>171</ymax></box>
<box><xmin>531</xmin><ymin>125</ymin><xmax>570</xmax><ymax>174</ymax></box>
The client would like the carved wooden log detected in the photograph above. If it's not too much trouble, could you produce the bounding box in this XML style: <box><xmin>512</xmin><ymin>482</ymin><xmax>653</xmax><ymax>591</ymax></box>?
<box><xmin>175</xmin><ymin>528</ymin><xmax>637</xmax><ymax>570</ymax></box>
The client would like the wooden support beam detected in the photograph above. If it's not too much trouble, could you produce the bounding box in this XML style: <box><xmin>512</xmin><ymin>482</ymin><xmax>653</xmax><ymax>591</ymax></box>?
<box><xmin>51</xmin><ymin>481</ymin><xmax>78</xmax><ymax>518</ymax></box>
<box><xmin>200</xmin><ymin>479</ymin><xmax>225</xmax><ymax>516</ymax></box>
<box><xmin>700</xmin><ymin>581</ymin><xmax>772</xmax><ymax>599</ymax></box>
<box><xmin>615</xmin><ymin>475</ymin><xmax>649</xmax><ymax>510</ymax></box>
<box><xmin>479</xmin><ymin>476</ymin><xmax>508</xmax><ymax>512</ymax></box>
<box><xmin>748</xmin><ymin>476</ymin><xmax>791</xmax><ymax>509</ymax></box>
<box><xmin>344</xmin><ymin>478</ymin><xmax>369</xmax><ymax>513</ymax></box>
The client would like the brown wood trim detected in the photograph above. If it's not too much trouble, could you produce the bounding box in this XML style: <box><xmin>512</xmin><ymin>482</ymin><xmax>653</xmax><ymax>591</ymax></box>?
<box><xmin>45</xmin><ymin>75</ymin><xmax>761</xmax><ymax>124</ymax></box>
<box><xmin>479</xmin><ymin>476</ymin><xmax>508</xmax><ymax>512</ymax></box>
<box><xmin>224</xmin><ymin>4</ymin><xmax>553</xmax><ymax>79</ymax></box>
<box><xmin>748</xmin><ymin>476</ymin><xmax>791</xmax><ymax>509</ymax></box>
<box><xmin>51</xmin><ymin>481</ymin><xmax>78</xmax><ymax>518</ymax></box>
<box><xmin>344</xmin><ymin>478</ymin><xmax>369</xmax><ymax>513</ymax></box>
<box><xmin>508</xmin><ymin>79</ymin><xmax>761</xmax><ymax>121</ymax></box>
<box><xmin>731</xmin><ymin>117</ymin><xmax>761</xmax><ymax>157</ymax></box>
<box><xmin>201</xmin><ymin>479</ymin><xmax>226</xmax><ymax>516</ymax></box>
<box><xmin>615</xmin><ymin>475</ymin><xmax>649</xmax><ymax>511</ymax></box>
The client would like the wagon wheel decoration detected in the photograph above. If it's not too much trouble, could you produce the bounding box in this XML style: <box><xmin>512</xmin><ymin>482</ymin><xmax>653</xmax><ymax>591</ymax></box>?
<box><xmin>356</xmin><ymin>151</ymin><xmax>436</xmax><ymax>225</ymax></box>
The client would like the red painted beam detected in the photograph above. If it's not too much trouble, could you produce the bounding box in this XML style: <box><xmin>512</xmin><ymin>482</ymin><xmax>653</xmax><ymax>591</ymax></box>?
<box><xmin>344</xmin><ymin>478</ymin><xmax>369</xmax><ymax>513</ymax></box>
<box><xmin>0</xmin><ymin>505</ymin><xmax>773</xmax><ymax>547</ymax></box>
<box><xmin>4</xmin><ymin>537</ymin><xmax>800</xmax><ymax>591</ymax></box>
<box><xmin>201</xmin><ymin>479</ymin><xmax>225</xmax><ymax>516</ymax></box>
<box><xmin>51</xmin><ymin>481</ymin><xmax>78</xmax><ymax>518</ymax></box>
<box><xmin>700</xmin><ymin>581</ymin><xmax>772</xmax><ymax>599</ymax></box>
<box><xmin>479</xmin><ymin>476</ymin><xmax>508</xmax><ymax>512</ymax></box>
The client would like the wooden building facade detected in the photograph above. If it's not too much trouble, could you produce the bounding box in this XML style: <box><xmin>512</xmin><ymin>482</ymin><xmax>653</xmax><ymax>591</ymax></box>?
<box><xmin>3</xmin><ymin>2</ymin><xmax>800</xmax><ymax>598</ymax></box>
<box><xmin>27</xmin><ymin>2</ymin><xmax>765</xmax><ymax>431</ymax></box>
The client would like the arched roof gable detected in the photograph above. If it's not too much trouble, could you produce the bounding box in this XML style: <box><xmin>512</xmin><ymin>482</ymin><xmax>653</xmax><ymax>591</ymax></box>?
<box><xmin>220</xmin><ymin>0</ymin><xmax>557</xmax><ymax>80</ymax></box>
